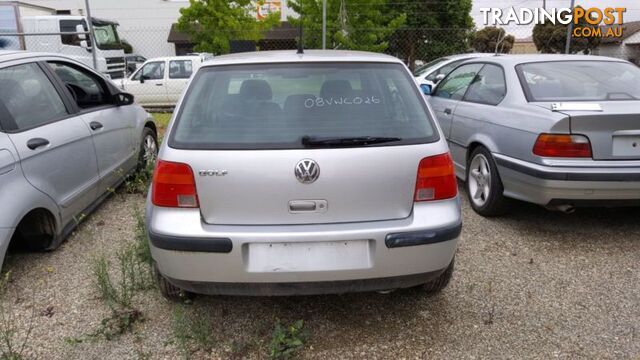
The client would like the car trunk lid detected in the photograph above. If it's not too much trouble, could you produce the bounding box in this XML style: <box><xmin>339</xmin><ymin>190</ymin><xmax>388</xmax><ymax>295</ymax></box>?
<box><xmin>560</xmin><ymin>101</ymin><xmax>640</xmax><ymax>160</ymax></box>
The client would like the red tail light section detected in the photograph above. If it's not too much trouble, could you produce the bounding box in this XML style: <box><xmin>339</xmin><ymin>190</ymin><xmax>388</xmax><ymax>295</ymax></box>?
<box><xmin>152</xmin><ymin>160</ymin><xmax>199</xmax><ymax>208</ymax></box>
<box><xmin>533</xmin><ymin>134</ymin><xmax>592</xmax><ymax>158</ymax></box>
<box><xmin>414</xmin><ymin>153</ymin><xmax>458</xmax><ymax>202</ymax></box>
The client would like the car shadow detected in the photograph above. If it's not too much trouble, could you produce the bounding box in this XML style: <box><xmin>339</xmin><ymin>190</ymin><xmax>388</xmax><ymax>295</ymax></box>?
<box><xmin>191</xmin><ymin>286</ymin><xmax>456</xmax><ymax>352</ymax></box>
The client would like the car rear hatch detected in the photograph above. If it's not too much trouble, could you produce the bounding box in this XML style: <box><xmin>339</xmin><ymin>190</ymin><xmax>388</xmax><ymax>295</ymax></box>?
<box><xmin>561</xmin><ymin>101</ymin><xmax>640</xmax><ymax>160</ymax></box>
<box><xmin>167</xmin><ymin>144</ymin><xmax>444</xmax><ymax>225</ymax></box>
<box><xmin>164</xmin><ymin>61</ymin><xmax>443</xmax><ymax>225</ymax></box>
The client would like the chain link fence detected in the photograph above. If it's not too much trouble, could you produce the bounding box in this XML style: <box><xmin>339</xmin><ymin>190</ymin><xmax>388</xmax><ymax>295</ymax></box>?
<box><xmin>4</xmin><ymin>23</ymin><xmax>637</xmax><ymax>77</ymax></box>
<box><xmin>114</xmin><ymin>24</ymin><xmax>640</xmax><ymax>68</ymax></box>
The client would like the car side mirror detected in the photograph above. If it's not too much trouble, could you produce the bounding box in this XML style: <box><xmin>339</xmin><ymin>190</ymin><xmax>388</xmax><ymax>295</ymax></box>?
<box><xmin>114</xmin><ymin>92</ymin><xmax>134</xmax><ymax>106</ymax></box>
<box><xmin>420</xmin><ymin>84</ymin><xmax>432</xmax><ymax>96</ymax></box>
<box><xmin>435</xmin><ymin>74</ymin><xmax>446</xmax><ymax>83</ymax></box>
<box><xmin>80</xmin><ymin>40</ymin><xmax>89</xmax><ymax>49</ymax></box>
<box><xmin>139</xmin><ymin>75</ymin><xmax>145</xmax><ymax>84</ymax></box>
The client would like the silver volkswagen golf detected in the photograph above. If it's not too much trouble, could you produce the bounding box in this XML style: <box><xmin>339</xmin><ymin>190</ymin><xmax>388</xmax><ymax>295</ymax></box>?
<box><xmin>147</xmin><ymin>50</ymin><xmax>462</xmax><ymax>298</ymax></box>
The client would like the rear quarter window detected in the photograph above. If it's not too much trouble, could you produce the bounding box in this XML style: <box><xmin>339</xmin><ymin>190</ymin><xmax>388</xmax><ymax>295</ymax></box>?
<box><xmin>169</xmin><ymin>62</ymin><xmax>438</xmax><ymax>150</ymax></box>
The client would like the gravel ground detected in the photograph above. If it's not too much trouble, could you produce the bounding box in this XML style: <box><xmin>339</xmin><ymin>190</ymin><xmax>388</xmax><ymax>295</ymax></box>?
<box><xmin>1</xmin><ymin>189</ymin><xmax>639</xmax><ymax>359</ymax></box>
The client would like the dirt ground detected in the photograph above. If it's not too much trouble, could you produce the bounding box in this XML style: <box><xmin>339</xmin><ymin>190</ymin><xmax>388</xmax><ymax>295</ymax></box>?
<box><xmin>1</xmin><ymin>190</ymin><xmax>639</xmax><ymax>359</ymax></box>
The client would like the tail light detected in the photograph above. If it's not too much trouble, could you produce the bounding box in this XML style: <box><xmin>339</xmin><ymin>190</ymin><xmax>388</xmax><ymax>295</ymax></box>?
<box><xmin>152</xmin><ymin>160</ymin><xmax>199</xmax><ymax>208</ymax></box>
<box><xmin>414</xmin><ymin>153</ymin><xmax>458</xmax><ymax>202</ymax></box>
<box><xmin>533</xmin><ymin>134</ymin><xmax>592</xmax><ymax>158</ymax></box>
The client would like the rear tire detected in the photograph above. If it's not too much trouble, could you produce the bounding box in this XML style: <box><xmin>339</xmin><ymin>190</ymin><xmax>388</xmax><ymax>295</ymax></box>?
<box><xmin>422</xmin><ymin>257</ymin><xmax>454</xmax><ymax>294</ymax></box>
<box><xmin>153</xmin><ymin>263</ymin><xmax>194</xmax><ymax>302</ymax></box>
<box><xmin>466</xmin><ymin>146</ymin><xmax>509</xmax><ymax>217</ymax></box>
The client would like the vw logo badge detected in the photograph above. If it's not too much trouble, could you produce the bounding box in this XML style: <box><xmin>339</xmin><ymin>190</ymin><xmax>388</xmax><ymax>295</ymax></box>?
<box><xmin>295</xmin><ymin>159</ymin><xmax>320</xmax><ymax>184</ymax></box>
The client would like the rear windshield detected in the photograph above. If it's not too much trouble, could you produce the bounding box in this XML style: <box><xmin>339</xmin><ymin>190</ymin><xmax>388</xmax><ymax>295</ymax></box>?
<box><xmin>169</xmin><ymin>62</ymin><xmax>437</xmax><ymax>150</ymax></box>
<box><xmin>517</xmin><ymin>61</ymin><xmax>640</xmax><ymax>102</ymax></box>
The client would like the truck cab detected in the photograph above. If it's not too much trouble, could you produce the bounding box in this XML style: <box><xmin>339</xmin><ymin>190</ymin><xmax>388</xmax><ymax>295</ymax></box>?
<box><xmin>20</xmin><ymin>15</ymin><xmax>127</xmax><ymax>79</ymax></box>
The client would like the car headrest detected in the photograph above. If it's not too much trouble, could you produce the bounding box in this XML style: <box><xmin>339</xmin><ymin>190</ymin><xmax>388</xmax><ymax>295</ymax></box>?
<box><xmin>320</xmin><ymin>80</ymin><xmax>353</xmax><ymax>99</ymax></box>
<box><xmin>532</xmin><ymin>79</ymin><xmax>564</xmax><ymax>99</ymax></box>
<box><xmin>21</xmin><ymin>79</ymin><xmax>43</xmax><ymax>98</ymax></box>
<box><xmin>284</xmin><ymin>94</ymin><xmax>315</xmax><ymax>112</ymax></box>
<box><xmin>239</xmin><ymin>79</ymin><xmax>273</xmax><ymax>101</ymax></box>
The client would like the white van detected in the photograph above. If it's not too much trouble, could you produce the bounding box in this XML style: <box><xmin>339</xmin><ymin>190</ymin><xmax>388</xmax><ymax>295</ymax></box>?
<box><xmin>121</xmin><ymin>55</ymin><xmax>206</xmax><ymax>107</ymax></box>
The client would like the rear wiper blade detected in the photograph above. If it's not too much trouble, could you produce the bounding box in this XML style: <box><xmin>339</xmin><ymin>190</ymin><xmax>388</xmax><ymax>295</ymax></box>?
<box><xmin>301</xmin><ymin>136</ymin><xmax>402</xmax><ymax>148</ymax></box>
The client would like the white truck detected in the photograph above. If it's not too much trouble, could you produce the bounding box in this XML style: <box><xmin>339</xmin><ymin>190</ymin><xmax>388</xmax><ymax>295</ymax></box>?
<box><xmin>0</xmin><ymin>1</ymin><xmax>126</xmax><ymax>79</ymax></box>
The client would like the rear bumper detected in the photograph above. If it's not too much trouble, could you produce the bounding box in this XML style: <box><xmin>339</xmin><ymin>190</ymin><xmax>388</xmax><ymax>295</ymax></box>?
<box><xmin>494</xmin><ymin>154</ymin><xmax>640</xmax><ymax>206</ymax></box>
<box><xmin>165</xmin><ymin>270</ymin><xmax>446</xmax><ymax>296</ymax></box>
<box><xmin>146</xmin><ymin>198</ymin><xmax>461</xmax><ymax>294</ymax></box>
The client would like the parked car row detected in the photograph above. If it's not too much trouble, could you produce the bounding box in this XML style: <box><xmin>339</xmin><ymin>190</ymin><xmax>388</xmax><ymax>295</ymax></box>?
<box><xmin>2</xmin><ymin>48</ymin><xmax>639</xmax><ymax>301</ymax></box>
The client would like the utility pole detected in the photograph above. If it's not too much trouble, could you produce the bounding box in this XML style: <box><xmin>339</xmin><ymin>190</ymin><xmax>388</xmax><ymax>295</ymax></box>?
<box><xmin>543</xmin><ymin>0</ymin><xmax>546</xmax><ymax>9</ymax></box>
<box><xmin>565</xmin><ymin>0</ymin><xmax>576</xmax><ymax>54</ymax></box>
<box><xmin>322</xmin><ymin>0</ymin><xmax>326</xmax><ymax>49</ymax></box>
<box><xmin>84</xmin><ymin>0</ymin><xmax>98</xmax><ymax>70</ymax></box>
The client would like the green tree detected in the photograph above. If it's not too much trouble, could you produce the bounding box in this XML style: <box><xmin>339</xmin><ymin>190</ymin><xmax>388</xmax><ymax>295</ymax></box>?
<box><xmin>471</xmin><ymin>27</ymin><xmax>515</xmax><ymax>53</ymax></box>
<box><xmin>177</xmin><ymin>0</ymin><xmax>280</xmax><ymax>55</ymax></box>
<box><xmin>532</xmin><ymin>7</ymin><xmax>600</xmax><ymax>54</ymax></box>
<box><xmin>389</xmin><ymin>0</ymin><xmax>475</xmax><ymax>70</ymax></box>
<box><xmin>287</xmin><ymin>0</ymin><xmax>406</xmax><ymax>52</ymax></box>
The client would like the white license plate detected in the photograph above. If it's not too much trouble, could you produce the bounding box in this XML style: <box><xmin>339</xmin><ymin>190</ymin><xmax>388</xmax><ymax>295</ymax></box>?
<box><xmin>613</xmin><ymin>135</ymin><xmax>640</xmax><ymax>157</ymax></box>
<box><xmin>247</xmin><ymin>240</ymin><xmax>372</xmax><ymax>273</ymax></box>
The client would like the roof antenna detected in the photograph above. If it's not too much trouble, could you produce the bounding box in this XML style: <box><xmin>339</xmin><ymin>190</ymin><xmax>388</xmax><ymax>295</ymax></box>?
<box><xmin>297</xmin><ymin>14</ymin><xmax>304</xmax><ymax>54</ymax></box>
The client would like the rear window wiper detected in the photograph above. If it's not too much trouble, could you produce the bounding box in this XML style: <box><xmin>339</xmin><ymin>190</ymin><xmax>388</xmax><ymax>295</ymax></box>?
<box><xmin>301</xmin><ymin>136</ymin><xmax>402</xmax><ymax>148</ymax></box>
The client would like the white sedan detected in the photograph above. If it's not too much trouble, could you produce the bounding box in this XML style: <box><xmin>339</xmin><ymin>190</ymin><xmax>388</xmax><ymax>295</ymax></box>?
<box><xmin>121</xmin><ymin>55</ymin><xmax>204</xmax><ymax>107</ymax></box>
<box><xmin>415</xmin><ymin>53</ymin><xmax>492</xmax><ymax>94</ymax></box>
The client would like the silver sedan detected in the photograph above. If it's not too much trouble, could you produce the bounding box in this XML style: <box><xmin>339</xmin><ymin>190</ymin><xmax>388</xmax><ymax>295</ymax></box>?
<box><xmin>427</xmin><ymin>54</ymin><xmax>640</xmax><ymax>216</ymax></box>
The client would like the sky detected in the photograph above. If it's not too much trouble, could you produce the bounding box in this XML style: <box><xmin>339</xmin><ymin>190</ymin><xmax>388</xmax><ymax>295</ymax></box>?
<box><xmin>471</xmin><ymin>0</ymin><xmax>639</xmax><ymax>38</ymax></box>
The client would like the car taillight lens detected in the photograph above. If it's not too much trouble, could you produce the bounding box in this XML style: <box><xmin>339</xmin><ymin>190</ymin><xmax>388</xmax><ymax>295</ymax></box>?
<box><xmin>533</xmin><ymin>134</ymin><xmax>592</xmax><ymax>158</ymax></box>
<box><xmin>152</xmin><ymin>160</ymin><xmax>199</xmax><ymax>208</ymax></box>
<box><xmin>414</xmin><ymin>153</ymin><xmax>458</xmax><ymax>202</ymax></box>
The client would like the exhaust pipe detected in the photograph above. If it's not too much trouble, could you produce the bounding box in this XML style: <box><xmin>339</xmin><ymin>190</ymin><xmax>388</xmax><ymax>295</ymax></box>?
<box><xmin>546</xmin><ymin>204</ymin><xmax>576</xmax><ymax>214</ymax></box>
<box><xmin>377</xmin><ymin>289</ymin><xmax>396</xmax><ymax>294</ymax></box>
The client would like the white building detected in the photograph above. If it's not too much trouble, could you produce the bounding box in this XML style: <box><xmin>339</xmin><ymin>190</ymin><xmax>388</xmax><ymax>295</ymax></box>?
<box><xmin>594</xmin><ymin>21</ymin><xmax>640</xmax><ymax>65</ymax></box>
<box><xmin>13</xmin><ymin>0</ymin><xmax>296</xmax><ymax>58</ymax></box>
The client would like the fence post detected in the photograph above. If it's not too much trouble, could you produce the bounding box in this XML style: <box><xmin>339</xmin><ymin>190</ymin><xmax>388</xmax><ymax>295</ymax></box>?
<box><xmin>565</xmin><ymin>0</ymin><xmax>576</xmax><ymax>54</ymax></box>
<box><xmin>84</xmin><ymin>0</ymin><xmax>98</xmax><ymax>70</ymax></box>
<box><xmin>322</xmin><ymin>0</ymin><xmax>327</xmax><ymax>49</ymax></box>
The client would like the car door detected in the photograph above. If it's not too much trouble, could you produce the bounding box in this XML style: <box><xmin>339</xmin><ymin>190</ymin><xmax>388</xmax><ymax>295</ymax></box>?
<box><xmin>46</xmin><ymin>60</ymin><xmax>138</xmax><ymax>194</ymax></box>
<box><xmin>0</xmin><ymin>61</ymin><xmax>99</xmax><ymax>225</ymax></box>
<box><xmin>429</xmin><ymin>63</ymin><xmax>484</xmax><ymax>138</ymax></box>
<box><xmin>166</xmin><ymin>59</ymin><xmax>194</xmax><ymax>104</ymax></box>
<box><xmin>125</xmin><ymin>61</ymin><xmax>167</xmax><ymax>106</ymax></box>
<box><xmin>449</xmin><ymin>64</ymin><xmax>508</xmax><ymax>174</ymax></box>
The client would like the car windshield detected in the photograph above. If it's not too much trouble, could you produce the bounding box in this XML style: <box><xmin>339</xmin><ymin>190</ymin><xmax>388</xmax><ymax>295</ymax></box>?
<box><xmin>413</xmin><ymin>57</ymin><xmax>448</xmax><ymax>76</ymax></box>
<box><xmin>170</xmin><ymin>62</ymin><xmax>437</xmax><ymax>150</ymax></box>
<box><xmin>93</xmin><ymin>23</ymin><xmax>122</xmax><ymax>50</ymax></box>
<box><xmin>517</xmin><ymin>61</ymin><xmax>640</xmax><ymax>101</ymax></box>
